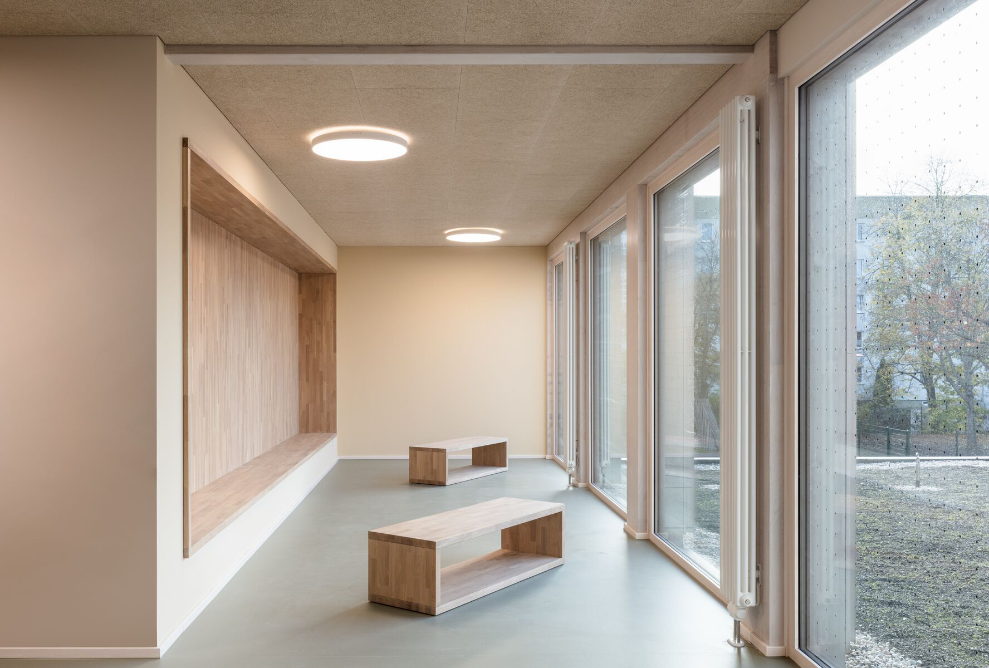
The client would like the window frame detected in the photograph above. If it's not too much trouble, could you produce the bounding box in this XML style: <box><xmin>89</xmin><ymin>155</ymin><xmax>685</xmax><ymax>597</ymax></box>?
<box><xmin>644</xmin><ymin>130</ymin><xmax>726</xmax><ymax>603</ymax></box>
<box><xmin>585</xmin><ymin>205</ymin><xmax>629</xmax><ymax>519</ymax></box>
<box><xmin>785</xmin><ymin>0</ymin><xmax>934</xmax><ymax>665</ymax></box>
<box><xmin>548</xmin><ymin>250</ymin><xmax>569</xmax><ymax>470</ymax></box>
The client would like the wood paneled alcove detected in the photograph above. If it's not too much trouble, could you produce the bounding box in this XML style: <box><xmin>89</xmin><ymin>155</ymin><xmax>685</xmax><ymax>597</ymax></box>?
<box><xmin>182</xmin><ymin>139</ymin><xmax>336</xmax><ymax>557</ymax></box>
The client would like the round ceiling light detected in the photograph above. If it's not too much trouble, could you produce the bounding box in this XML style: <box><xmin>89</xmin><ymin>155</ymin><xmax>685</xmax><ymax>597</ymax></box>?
<box><xmin>311</xmin><ymin>129</ymin><xmax>408</xmax><ymax>161</ymax></box>
<box><xmin>445</xmin><ymin>227</ymin><xmax>502</xmax><ymax>243</ymax></box>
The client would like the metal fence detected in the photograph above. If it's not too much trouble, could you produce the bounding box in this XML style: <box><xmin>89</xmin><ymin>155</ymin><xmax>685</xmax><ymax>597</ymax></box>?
<box><xmin>857</xmin><ymin>398</ymin><xmax>989</xmax><ymax>456</ymax></box>
<box><xmin>857</xmin><ymin>423</ymin><xmax>911</xmax><ymax>456</ymax></box>
<box><xmin>857</xmin><ymin>423</ymin><xmax>989</xmax><ymax>456</ymax></box>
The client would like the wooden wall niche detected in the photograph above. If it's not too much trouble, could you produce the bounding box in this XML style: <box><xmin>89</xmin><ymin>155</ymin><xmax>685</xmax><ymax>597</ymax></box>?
<box><xmin>183</xmin><ymin>139</ymin><xmax>336</xmax><ymax>557</ymax></box>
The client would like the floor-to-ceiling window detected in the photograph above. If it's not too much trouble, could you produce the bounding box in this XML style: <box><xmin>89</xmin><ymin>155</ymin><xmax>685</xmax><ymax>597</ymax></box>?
<box><xmin>590</xmin><ymin>217</ymin><xmax>628</xmax><ymax>509</ymax></box>
<box><xmin>800</xmin><ymin>1</ymin><xmax>989</xmax><ymax>666</ymax></box>
<box><xmin>553</xmin><ymin>259</ymin><xmax>566</xmax><ymax>462</ymax></box>
<box><xmin>654</xmin><ymin>151</ymin><xmax>721</xmax><ymax>582</ymax></box>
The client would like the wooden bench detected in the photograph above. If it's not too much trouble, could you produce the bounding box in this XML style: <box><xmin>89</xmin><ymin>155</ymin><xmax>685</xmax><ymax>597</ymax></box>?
<box><xmin>187</xmin><ymin>432</ymin><xmax>334</xmax><ymax>556</ymax></box>
<box><xmin>368</xmin><ymin>497</ymin><xmax>564</xmax><ymax>615</ymax></box>
<box><xmin>408</xmin><ymin>436</ymin><xmax>508</xmax><ymax>485</ymax></box>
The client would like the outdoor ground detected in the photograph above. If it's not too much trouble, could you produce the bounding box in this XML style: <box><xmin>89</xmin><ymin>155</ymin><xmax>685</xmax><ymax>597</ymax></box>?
<box><xmin>690</xmin><ymin>463</ymin><xmax>721</xmax><ymax>570</ymax></box>
<box><xmin>689</xmin><ymin>458</ymin><xmax>988</xmax><ymax>667</ymax></box>
<box><xmin>856</xmin><ymin>460</ymin><xmax>989</xmax><ymax>667</ymax></box>
<box><xmin>629</xmin><ymin>455</ymin><xmax>988</xmax><ymax>667</ymax></box>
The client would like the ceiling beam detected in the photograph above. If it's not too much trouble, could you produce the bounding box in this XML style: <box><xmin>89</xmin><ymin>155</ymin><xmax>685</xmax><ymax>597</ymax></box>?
<box><xmin>164</xmin><ymin>44</ymin><xmax>753</xmax><ymax>66</ymax></box>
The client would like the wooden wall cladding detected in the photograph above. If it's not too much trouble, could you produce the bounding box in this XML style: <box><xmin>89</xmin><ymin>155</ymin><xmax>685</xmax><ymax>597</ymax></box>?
<box><xmin>187</xmin><ymin>210</ymin><xmax>300</xmax><ymax>492</ymax></box>
<box><xmin>185</xmin><ymin>139</ymin><xmax>334</xmax><ymax>274</ymax></box>
<box><xmin>182</xmin><ymin>139</ymin><xmax>337</xmax><ymax>557</ymax></box>
<box><xmin>299</xmin><ymin>274</ymin><xmax>337</xmax><ymax>433</ymax></box>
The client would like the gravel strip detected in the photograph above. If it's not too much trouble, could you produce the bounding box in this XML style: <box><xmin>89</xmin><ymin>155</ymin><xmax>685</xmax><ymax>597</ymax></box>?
<box><xmin>848</xmin><ymin>632</ymin><xmax>922</xmax><ymax>668</ymax></box>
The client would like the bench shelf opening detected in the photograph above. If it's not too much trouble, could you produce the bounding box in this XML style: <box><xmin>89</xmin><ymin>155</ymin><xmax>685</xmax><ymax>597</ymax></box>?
<box><xmin>368</xmin><ymin>497</ymin><xmax>565</xmax><ymax>615</ymax></box>
<box><xmin>408</xmin><ymin>436</ymin><xmax>508</xmax><ymax>485</ymax></box>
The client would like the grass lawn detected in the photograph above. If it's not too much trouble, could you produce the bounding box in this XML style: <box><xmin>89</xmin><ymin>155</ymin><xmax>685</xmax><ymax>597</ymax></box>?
<box><xmin>856</xmin><ymin>461</ymin><xmax>989</xmax><ymax>667</ymax></box>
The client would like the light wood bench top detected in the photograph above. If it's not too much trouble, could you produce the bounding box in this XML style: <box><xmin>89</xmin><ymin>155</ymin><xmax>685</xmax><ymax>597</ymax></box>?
<box><xmin>411</xmin><ymin>436</ymin><xmax>507</xmax><ymax>452</ymax></box>
<box><xmin>189</xmin><ymin>432</ymin><xmax>334</xmax><ymax>555</ymax></box>
<box><xmin>369</xmin><ymin>497</ymin><xmax>563</xmax><ymax>549</ymax></box>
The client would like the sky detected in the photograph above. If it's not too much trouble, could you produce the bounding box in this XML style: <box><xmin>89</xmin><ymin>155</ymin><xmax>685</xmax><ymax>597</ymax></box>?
<box><xmin>693</xmin><ymin>169</ymin><xmax>720</xmax><ymax>197</ymax></box>
<box><xmin>856</xmin><ymin>0</ymin><xmax>989</xmax><ymax>196</ymax></box>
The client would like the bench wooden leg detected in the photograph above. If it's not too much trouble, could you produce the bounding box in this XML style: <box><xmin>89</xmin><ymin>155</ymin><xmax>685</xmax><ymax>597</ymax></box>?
<box><xmin>501</xmin><ymin>510</ymin><xmax>564</xmax><ymax>558</ymax></box>
<box><xmin>409</xmin><ymin>447</ymin><xmax>447</xmax><ymax>485</ymax></box>
<box><xmin>472</xmin><ymin>441</ymin><xmax>507</xmax><ymax>468</ymax></box>
<box><xmin>368</xmin><ymin>538</ymin><xmax>440</xmax><ymax>614</ymax></box>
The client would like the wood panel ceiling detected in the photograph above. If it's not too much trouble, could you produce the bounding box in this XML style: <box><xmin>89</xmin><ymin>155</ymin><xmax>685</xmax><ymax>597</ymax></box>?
<box><xmin>3</xmin><ymin>0</ymin><xmax>808</xmax><ymax>245</ymax></box>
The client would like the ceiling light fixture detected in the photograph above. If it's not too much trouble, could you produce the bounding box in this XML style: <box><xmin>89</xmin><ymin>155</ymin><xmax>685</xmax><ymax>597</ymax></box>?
<box><xmin>445</xmin><ymin>227</ymin><xmax>502</xmax><ymax>243</ymax></box>
<box><xmin>311</xmin><ymin>128</ymin><xmax>408</xmax><ymax>161</ymax></box>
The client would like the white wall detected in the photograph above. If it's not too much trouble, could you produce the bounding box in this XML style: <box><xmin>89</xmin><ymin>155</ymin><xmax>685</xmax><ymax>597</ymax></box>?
<box><xmin>337</xmin><ymin>247</ymin><xmax>547</xmax><ymax>457</ymax></box>
<box><xmin>155</xmin><ymin>40</ymin><xmax>340</xmax><ymax>650</ymax></box>
<box><xmin>0</xmin><ymin>36</ymin><xmax>159</xmax><ymax>652</ymax></box>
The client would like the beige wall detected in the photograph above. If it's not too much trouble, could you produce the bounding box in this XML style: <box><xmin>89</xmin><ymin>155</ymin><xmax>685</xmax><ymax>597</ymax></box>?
<box><xmin>0</xmin><ymin>36</ymin><xmax>342</xmax><ymax>655</ymax></box>
<box><xmin>155</xmin><ymin>41</ymin><xmax>339</xmax><ymax>650</ymax></box>
<box><xmin>338</xmin><ymin>247</ymin><xmax>546</xmax><ymax>457</ymax></box>
<box><xmin>0</xmin><ymin>37</ymin><xmax>159</xmax><ymax>649</ymax></box>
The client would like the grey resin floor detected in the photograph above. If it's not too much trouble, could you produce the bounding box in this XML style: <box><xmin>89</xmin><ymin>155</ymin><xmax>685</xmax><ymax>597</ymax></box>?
<box><xmin>7</xmin><ymin>460</ymin><xmax>794</xmax><ymax>668</ymax></box>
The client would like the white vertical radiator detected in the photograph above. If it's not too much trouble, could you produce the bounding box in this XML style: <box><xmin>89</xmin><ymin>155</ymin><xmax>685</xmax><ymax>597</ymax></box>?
<box><xmin>719</xmin><ymin>95</ymin><xmax>758</xmax><ymax>643</ymax></box>
<box><xmin>564</xmin><ymin>241</ymin><xmax>578</xmax><ymax>484</ymax></box>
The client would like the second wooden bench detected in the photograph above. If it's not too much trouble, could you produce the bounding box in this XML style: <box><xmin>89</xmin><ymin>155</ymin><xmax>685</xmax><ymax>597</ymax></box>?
<box><xmin>408</xmin><ymin>436</ymin><xmax>508</xmax><ymax>485</ymax></box>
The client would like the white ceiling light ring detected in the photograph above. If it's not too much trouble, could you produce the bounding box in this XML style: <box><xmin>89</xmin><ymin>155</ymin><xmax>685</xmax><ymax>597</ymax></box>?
<box><xmin>445</xmin><ymin>227</ymin><xmax>503</xmax><ymax>243</ymax></box>
<box><xmin>311</xmin><ymin>129</ymin><xmax>408</xmax><ymax>161</ymax></box>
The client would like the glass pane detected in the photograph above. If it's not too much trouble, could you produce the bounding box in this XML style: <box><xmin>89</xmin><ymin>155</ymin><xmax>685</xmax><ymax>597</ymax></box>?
<box><xmin>554</xmin><ymin>261</ymin><xmax>565</xmax><ymax>461</ymax></box>
<box><xmin>590</xmin><ymin>219</ymin><xmax>628</xmax><ymax>508</ymax></box>
<box><xmin>801</xmin><ymin>1</ymin><xmax>989</xmax><ymax>667</ymax></box>
<box><xmin>654</xmin><ymin>150</ymin><xmax>721</xmax><ymax>582</ymax></box>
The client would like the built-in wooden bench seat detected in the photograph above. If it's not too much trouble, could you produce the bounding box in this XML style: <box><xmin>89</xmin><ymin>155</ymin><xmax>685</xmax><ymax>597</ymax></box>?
<box><xmin>368</xmin><ymin>497</ymin><xmax>564</xmax><ymax>615</ymax></box>
<box><xmin>187</xmin><ymin>432</ymin><xmax>335</xmax><ymax>555</ymax></box>
<box><xmin>408</xmin><ymin>436</ymin><xmax>508</xmax><ymax>485</ymax></box>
